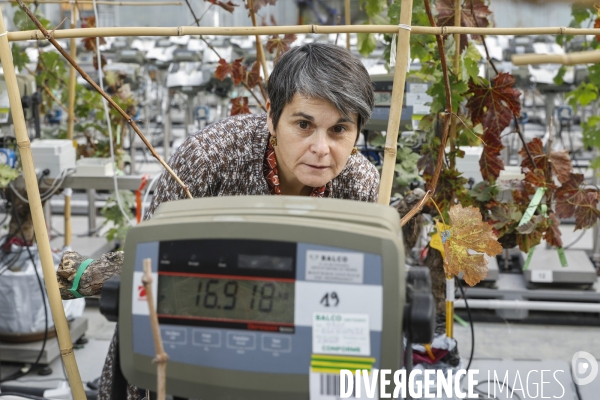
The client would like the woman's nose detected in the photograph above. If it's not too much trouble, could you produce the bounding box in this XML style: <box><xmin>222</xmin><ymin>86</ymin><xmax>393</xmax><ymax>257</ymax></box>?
<box><xmin>310</xmin><ymin>132</ymin><xmax>329</xmax><ymax>156</ymax></box>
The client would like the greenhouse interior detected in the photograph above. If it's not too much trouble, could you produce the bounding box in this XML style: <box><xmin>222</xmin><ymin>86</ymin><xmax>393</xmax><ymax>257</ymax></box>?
<box><xmin>0</xmin><ymin>0</ymin><xmax>598</xmax><ymax>399</ymax></box>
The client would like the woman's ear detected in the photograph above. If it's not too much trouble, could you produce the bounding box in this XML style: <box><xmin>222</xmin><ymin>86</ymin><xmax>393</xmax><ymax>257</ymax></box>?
<box><xmin>266</xmin><ymin>99</ymin><xmax>276</xmax><ymax>137</ymax></box>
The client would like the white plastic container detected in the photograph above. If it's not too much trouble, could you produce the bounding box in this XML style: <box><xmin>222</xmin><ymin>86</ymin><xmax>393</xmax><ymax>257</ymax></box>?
<box><xmin>30</xmin><ymin>139</ymin><xmax>76</xmax><ymax>178</ymax></box>
<box><xmin>75</xmin><ymin>157</ymin><xmax>115</xmax><ymax>177</ymax></box>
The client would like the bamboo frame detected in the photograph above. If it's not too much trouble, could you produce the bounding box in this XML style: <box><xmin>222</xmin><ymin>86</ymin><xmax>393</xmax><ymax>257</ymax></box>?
<box><xmin>377</xmin><ymin>0</ymin><xmax>413</xmax><ymax>206</ymax></box>
<box><xmin>345</xmin><ymin>0</ymin><xmax>350</xmax><ymax>50</ymax></box>
<box><xmin>0</xmin><ymin>7</ymin><xmax>87</xmax><ymax>400</ymax></box>
<box><xmin>65</xmin><ymin>5</ymin><xmax>77</xmax><ymax>248</ymax></box>
<box><xmin>7</xmin><ymin>25</ymin><xmax>600</xmax><ymax>42</ymax></box>
<box><xmin>249</xmin><ymin>0</ymin><xmax>269</xmax><ymax>81</ymax></box>
<box><xmin>512</xmin><ymin>50</ymin><xmax>600</xmax><ymax>66</ymax></box>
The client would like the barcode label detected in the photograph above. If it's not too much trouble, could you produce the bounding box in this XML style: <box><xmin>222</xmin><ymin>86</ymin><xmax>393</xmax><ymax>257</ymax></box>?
<box><xmin>321</xmin><ymin>374</ymin><xmax>340</xmax><ymax>397</ymax></box>
<box><xmin>310</xmin><ymin>371</ymin><xmax>368</xmax><ymax>400</ymax></box>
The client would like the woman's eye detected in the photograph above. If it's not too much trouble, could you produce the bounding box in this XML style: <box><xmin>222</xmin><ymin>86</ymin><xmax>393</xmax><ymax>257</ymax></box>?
<box><xmin>298</xmin><ymin>121</ymin><xmax>309</xmax><ymax>129</ymax></box>
<box><xmin>333</xmin><ymin>125</ymin><xmax>346</xmax><ymax>133</ymax></box>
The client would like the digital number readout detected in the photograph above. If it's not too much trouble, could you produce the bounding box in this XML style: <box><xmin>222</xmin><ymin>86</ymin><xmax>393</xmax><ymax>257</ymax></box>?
<box><xmin>157</xmin><ymin>274</ymin><xmax>294</xmax><ymax>324</ymax></box>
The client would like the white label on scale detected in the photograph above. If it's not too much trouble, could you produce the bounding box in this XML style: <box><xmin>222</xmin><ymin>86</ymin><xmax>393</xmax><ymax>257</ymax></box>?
<box><xmin>531</xmin><ymin>270</ymin><xmax>553</xmax><ymax>283</ymax></box>
<box><xmin>306</xmin><ymin>251</ymin><xmax>364</xmax><ymax>284</ymax></box>
<box><xmin>313</xmin><ymin>313</ymin><xmax>370</xmax><ymax>356</ymax></box>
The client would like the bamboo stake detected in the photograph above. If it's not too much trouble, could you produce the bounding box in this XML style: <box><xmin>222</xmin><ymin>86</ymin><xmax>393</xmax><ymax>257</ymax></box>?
<box><xmin>512</xmin><ymin>50</ymin><xmax>600</xmax><ymax>66</ymax></box>
<box><xmin>449</xmin><ymin>0</ymin><xmax>460</xmax><ymax>169</ymax></box>
<box><xmin>0</xmin><ymin>7</ymin><xmax>87</xmax><ymax>400</ymax></box>
<box><xmin>64</xmin><ymin>4</ymin><xmax>77</xmax><ymax>248</ymax></box>
<box><xmin>8</xmin><ymin>25</ymin><xmax>600</xmax><ymax>42</ymax></box>
<box><xmin>345</xmin><ymin>0</ymin><xmax>350</xmax><ymax>50</ymax></box>
<box><xmin>248</xmin><ymin>0</ymin><xmax>269</xmax><ymax>81</ymax></box>
<box><xmin>16</xmin><ymin>0</ymin><xmax>192</xmax><ymax>199</ymax></box>
<box><xmin>142</xmin><ymin>258</ymin><xmax>168</xmax><ymax>400</ymax></box>
<box><xmin>377</xmin><ymin>0</ymin><xmax>413</xmax><ymax>206</ymax></box>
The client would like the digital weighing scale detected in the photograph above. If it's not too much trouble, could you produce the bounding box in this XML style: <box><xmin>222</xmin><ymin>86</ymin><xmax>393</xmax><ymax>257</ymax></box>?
<box><xmin>104</xmin><ymin>196</ymin><xmax>435</xmax><ymax>399</ymax></box>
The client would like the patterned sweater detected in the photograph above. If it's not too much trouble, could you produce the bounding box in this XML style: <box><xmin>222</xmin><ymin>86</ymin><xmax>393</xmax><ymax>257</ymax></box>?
<box><xmin>98</xmin><ymin>112</ymin><xmax>380</xmax><ymax>400</ymax></box>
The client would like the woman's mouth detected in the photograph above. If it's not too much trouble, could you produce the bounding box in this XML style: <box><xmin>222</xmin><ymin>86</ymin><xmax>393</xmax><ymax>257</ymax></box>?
<box><xmin>305</xmin><ymin>164</ymin><xmax>329</xmax><ymax>170</ymax></box>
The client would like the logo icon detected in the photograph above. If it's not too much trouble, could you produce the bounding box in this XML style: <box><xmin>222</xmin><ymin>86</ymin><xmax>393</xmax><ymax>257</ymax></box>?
<box><xmin>571</xmin><ymin>351</ymin><xmax>598</xmax><ymax>386</ymax></box>
<box><xmin>137</xmin><ymin>285</ymin><xmax>146</xmax><ymax>300</ymax></box>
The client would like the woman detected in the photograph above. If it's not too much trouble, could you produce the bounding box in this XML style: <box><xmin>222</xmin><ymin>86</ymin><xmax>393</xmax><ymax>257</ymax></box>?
<box><xmin>98</xmin><ymin>42</ymin><xmax>379</xmax><ymax>399</ymax></box>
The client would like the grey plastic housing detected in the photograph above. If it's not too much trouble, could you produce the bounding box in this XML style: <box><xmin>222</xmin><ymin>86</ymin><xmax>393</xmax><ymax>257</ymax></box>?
<box><xmin>119</xmin><ymin>195</ymin><xmax>406</xmax><ymax>400</ymax></box>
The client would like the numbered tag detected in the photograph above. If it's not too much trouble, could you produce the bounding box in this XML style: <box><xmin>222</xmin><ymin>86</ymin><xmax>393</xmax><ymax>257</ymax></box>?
<box><xmin>531</xmin><ymin>270</ymin><xmax>553</xmax><ymax>283</ymax></box>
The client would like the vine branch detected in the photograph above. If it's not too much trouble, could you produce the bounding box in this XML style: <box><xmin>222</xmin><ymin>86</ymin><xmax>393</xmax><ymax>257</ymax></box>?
<box><xmin>16</xmin><ymin>0</ymin><xmax>193</xmax><ymax>199</ymax></box>
<box><xmin>423</xmin><ymin>0</ymin><xmax>452</xmax><ymax>193</ymax></box>
<box><xmin>182</xmin><ymin>0</ymin><xmax>267</xmax><ymax>112</ymax></box>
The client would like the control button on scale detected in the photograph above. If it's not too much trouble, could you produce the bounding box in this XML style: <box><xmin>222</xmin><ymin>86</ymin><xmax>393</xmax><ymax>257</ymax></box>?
<box><xmin>160</xmin><ymin>327</ymin><xmax>187</xmax><ymax>345</ymax></box>
<box><xmin>192</xmin><ymin>330</ymin><xmax>221</xmax><ymax>347</ymax></box>
<box><xmin>261</xmin><ymin>335</ymin><xmax>291</xmax><ymax>353</ymax></box>
<box><xmin>226</xmin><ymin>332</ymin><xmax>256</xmax><ymax>350</ymax></box>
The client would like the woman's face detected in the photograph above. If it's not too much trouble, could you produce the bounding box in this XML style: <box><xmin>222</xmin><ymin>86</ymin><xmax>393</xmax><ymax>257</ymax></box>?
<box><xmin>267</xmin><ymin>94</ymin><xmax>358</xmax><ymax>195</ymax></box>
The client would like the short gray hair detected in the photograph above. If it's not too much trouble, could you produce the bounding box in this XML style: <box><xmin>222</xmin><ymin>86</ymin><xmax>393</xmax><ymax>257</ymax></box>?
<box><xmin>267</xmin><ymin>43</ymin><xmax>374</xmax><ymax>134</ymax></box>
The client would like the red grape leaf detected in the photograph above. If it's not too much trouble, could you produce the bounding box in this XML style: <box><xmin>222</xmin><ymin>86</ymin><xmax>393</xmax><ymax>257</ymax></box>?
<box><xmin>230</xmin><ymin>96</ymin><xmax>250</xmax><ymax>116</ymax></box>
<box><xmin>81</xmin><ymin>16</ymin><xmax>96</xmax><ymax>28</ymax></box>
<box><xmin>438</xmin><ymin>204</ymin><xmax>503</xmax><ymax>286</ymax></box>
<box><xmin>523</xmin><ymin>168</ymin><xmax>555</xmax><ymax>190</ymax></box>
<box><xmin>230</xmin><ymin>58</ymin><xmax>245</xmax><ymax>85</ymax></box>
<box><xmin>206</xmin><ymin>0</ymin><xmax>238</xmax><ymax>13</ymax></box>
<box><xmin>479</xmin><ymin>146</ymin><xmax>504</xmax><ymax>182</ymax></box>
<box><xmin>266</xmin><ymin>34</ymin><xmax>297</xmax><ymax>61</ymax></box>
<box><xmin>574</xmin><ymin>191</ymin><xmax>600</xmax><ymax>230</ymax></box>
<box><xmin>244</xmin><ymin>61</ymin><xmax>262</xmax><ymax>88</ymax></box>
<box><xmin>519</xmin><ymin>137</ymin><xmax>572</xmax><ymax>184</ymax></box>
<box><xmin>555</xmin><ymin>173</ymin><xmax>585</xmax><ymax>219</ymax></box>
<box><xmin>246</xmin><ymin>0</ymin><xmax>277</xmax><ymax>13</ymax></box>
<box><xmin>544</xmin><ymin>212</ymin><xmax>563</xmax><ymax>248</ymax></box>
<box><xmin>467</xmin><ymin>73</ymin><xmax>521</xmax><ymax>181</ymax></box>
<box><xmin>435</xmin><ymin>0</ymin><xmax>491</xmax><ymax>52</ymax></box>
<box><xmin>215</xmin><ymin>59</ymin><xmax>231</xmax><ymax>81</ymax></box>
<box><xmin>516</xmin><ymin>228</ymin><xmax>543</xmax><ymax>253</ymax></box>
<box><xmin>595</xmin><ymin>18</ymin><xmax>600</xmax><ymax>42</ymax></box>
<box><xmin>549</xmin><ymin>151</ymin><xmax>572</xmax><ymax>184</ymax></box>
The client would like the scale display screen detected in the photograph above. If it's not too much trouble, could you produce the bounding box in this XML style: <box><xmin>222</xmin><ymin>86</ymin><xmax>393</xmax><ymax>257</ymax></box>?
<box><xmin>157</xmin><ymin>275</ymin><xmax>294</xmax><ymax>326</ymax></box>
<box><xmin>156</xmin><ymin>239</ymin><xmax>297</xmax><ymax>332</ymax></box>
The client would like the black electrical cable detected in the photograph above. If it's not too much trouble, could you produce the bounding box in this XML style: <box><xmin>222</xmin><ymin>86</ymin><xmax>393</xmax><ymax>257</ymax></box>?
<box><xmin>456</xmin><ymin>277</ymin><xmax>474</xmax><ymax>373</ymax></box>
<box><xmin>0</xmin><ymin>190</ymin><xmax>49</xmax><ymax>384</ymax></box>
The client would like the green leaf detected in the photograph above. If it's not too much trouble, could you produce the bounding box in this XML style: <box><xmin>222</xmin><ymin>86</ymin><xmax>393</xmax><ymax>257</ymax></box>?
<box><xmin>464</xmin><ymin>58</ymin><xmax>480</xmax><ymax>82</ymax></box>
<box><xmin>567</xmin><ymin>82</ymin><xmax>598</xmax><ymax>108</ymax></box>
<box><xmin>554</xmin><ymin>66</ymin><xmax>567</xmax><ymax>85</ymax></box>
<box><xmin>11</xmin><ymin>43</ymin><xmax>30</xmax><ymax>71</ymax></box>
<box><xmin>0</xmin><ymin>165</ymin><xmax>19</xmax><ymax>189</ymax></box>
<box><xmin>357</xmin><ymin>32</ymin><xmax>377</xmax><ymax>57</ymax></box>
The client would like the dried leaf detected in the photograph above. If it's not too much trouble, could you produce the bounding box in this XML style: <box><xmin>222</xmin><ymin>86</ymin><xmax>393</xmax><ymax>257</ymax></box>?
<box><xmin>437</xmin><ymin>204</ymin><xmax>503</xmax><ymax>286</ymax></box>
<box><xmin>436</xmin><ymin>0</ymin><xmax>491</xmax><ymax>52</ymax></box>
<box><xmin>595</xmin><ymin>18</ymin><xmax>600</xmax><ymax>42</ymax></box>
<box><xmin>266</xmin><ymin>34</ymin><xmax>297</xmax><ymax>61</ymax></box>
<box><xmin>230</xmin><ymin>96</ymin><xmax>250</xmax><ymax>116</ymax></box>
<box><xmin>206</xmin><ymin>0</ymin><xmax>238</xmax><ymax>13</ymax></box>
